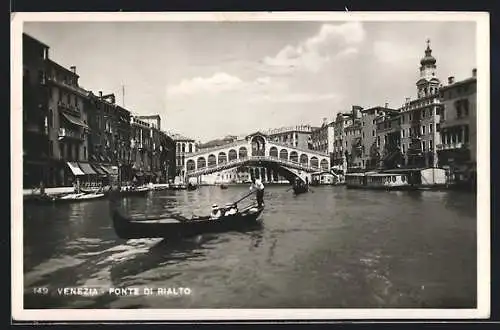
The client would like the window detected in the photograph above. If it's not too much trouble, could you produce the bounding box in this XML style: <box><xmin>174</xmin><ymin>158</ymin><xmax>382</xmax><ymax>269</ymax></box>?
<box><xmin>422</xmin><ymin>125</ymin><xmax>426</xmax><ymax>134</ymax></box>
<box><xmin>83</xmin><ymin>147</ymin><xmax>87</xmax><ymax>159</ymax></box>
<box><xmin>409</xmin><ymin>114</ymin><xmax>412</xmax><ymax>121</ymax></box>
<box><xmin>402</xmin><ymin>144</ymin><xmax>406</xmax><ymax>153</ymax></box>
<box><xmin>362</xmin><ymin>132</ymin><xmax>365</xmax><ymax>139</ymax></box>
<box><xmin>377</xmin><ymin>136</ymin><xmax>380</xmax><ymax>146</ymax></box>
<box><xmin>429</xmin><ymin>140</ymin><xmax>433</xmax><ymax>150</ymax></box>
<box><xmin>372</xmin><ymin>130</ymin><xmax>375</xmax><ymax>137</ymax></box>
<box><xmin>430</xmin><ymin>124</ymin><xmax>433</xmax><ymax>133</ymax></box>
<box><xmin>463</xmin><ymin>100</ymin><xmax>469</xmax><ymax>116</ymax></box>
<box><xmin>464</xmin><ymin>125</ymin><xmax>469</xmax><ymax>143</ymax></box>
<box><xmin>436</xmin><ymin>123</ymin><xmax>440</xmax><ymax>132</ymax></box>
<box><xmin>402</xmin><ymin>130</ymin><xmax>405</xmax><ymax>138</ymax></box>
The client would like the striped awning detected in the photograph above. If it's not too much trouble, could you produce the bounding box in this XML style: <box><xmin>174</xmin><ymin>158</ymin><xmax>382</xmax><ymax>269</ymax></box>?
<box><xmin>91</xmin><ymin>163</ymin><xmax>107</xmax><ymax>175</ymax></box>
<box><xmin>66</xmin><ymin>162</ymin><xmax>84</xmax><ymax>176</ymax></box>
<box><xmin>78</xmin><ymin>162</ymin><xmax>97</xmax><ymax>175</ymax></box>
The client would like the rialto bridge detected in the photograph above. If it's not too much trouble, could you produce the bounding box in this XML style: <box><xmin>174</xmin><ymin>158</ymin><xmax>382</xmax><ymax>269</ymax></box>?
<box><xmin>182</xmin><ymin>132</ymin><xmax>331</xmax><ymax>184</ymax></box>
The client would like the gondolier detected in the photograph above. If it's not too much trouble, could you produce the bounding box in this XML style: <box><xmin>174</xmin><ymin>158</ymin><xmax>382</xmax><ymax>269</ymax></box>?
<box><xmin>249</xmin><ymin>176</ymin><xmax>265</xmax><ymax>207</ymax></box>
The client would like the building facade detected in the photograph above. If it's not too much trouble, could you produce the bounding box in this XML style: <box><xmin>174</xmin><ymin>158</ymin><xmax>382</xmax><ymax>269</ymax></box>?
<box><xmin>332</xmin><ymin>112</ymin><xmax>353</xmax><ymax>171</ymax></box>
<box><xmin>376</xmin><ymin>111</ymin><xmax>404</xmax><ymax>169</ymax></box>
<box><xmin>398</xmin><ymin>41</ymin><xmax>443</xmax><ymax>168</ymax></box>
<box><xmin>360</xmin><ymin>106</ymin><xmax>398</xmax><ymax>169</ymax></box>
<box><xmin>266</xmin><ymin>125</ymin><xmax>314</xmax><ymax>149</ymax></box>
<box><xmin>45</xmin><ymin>59</ymin><xmax>91</xmax><ymax>186</ymax></box>
<box><xmin>23</xmin><ymin>33</ymin><xmax>50</xmax><ymax>188</ymax></box>
<box><xmin>171</xmin><ymin>134</ymin><xmax>197</xmax><ymax>179</ymax></box>
<box><xmin>437</xmin><ymin>69</ymin><xmax>477</xmax><ymax>181</ymax></box>
<box><xmin>310</xmin><ymin>118</ymin><xmax>335</xmax><ymax>166</ymax></box>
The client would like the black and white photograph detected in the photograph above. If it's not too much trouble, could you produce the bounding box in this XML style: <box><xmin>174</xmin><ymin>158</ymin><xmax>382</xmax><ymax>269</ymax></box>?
<box><xmin>11</xmin><ymin>12</ymin><xmax>490</xmax><ymax>321</ymax></box>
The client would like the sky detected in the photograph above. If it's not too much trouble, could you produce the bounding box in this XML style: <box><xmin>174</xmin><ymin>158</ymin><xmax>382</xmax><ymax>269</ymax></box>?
<box><xmin>23</xmin><ymin>20</ymin><xmax>477</xmax><ymax>142</ymax></box>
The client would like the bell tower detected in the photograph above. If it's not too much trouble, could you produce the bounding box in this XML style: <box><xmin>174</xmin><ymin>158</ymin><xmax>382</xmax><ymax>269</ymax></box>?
<box><xmin>416</xmin><ymin>39</ymin><xmax>440</xmax><ymax>98</ymax></box>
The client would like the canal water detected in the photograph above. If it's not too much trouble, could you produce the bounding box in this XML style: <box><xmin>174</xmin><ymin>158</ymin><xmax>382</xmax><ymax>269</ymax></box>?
<box><xmin>23</xmin><ymin>185</ymin><xmax>477</xmax><ymax>309</ymax></box>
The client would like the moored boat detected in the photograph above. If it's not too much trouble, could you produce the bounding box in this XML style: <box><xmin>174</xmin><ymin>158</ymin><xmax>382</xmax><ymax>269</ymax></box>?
<box><xmin>346</xmin><ymin>168</ymin><xmax>449</xmax><ymax>190</ymax></box>
<box><xmin>187</xmin><ymin>183</ymin><xmax>198</xmax><ymax>191</ymax></box>
<box><xmin>117</xmin><ymin>186</ymin><xmax>150</xmax><ymax>196</ymax></box>
<box><xmin>110</xmin><ymin>203</ymin><xmax>265</xmax><ymax>239</ymax></box>
<box><xmin>220</xmin><ymin>184</ymin><xmax>228</xmax><ymax>189</ymax></box>
<box><xmin>52</xmin><ymin>192</ymin><xmax>106</xmax><ymax>203</ymax></box>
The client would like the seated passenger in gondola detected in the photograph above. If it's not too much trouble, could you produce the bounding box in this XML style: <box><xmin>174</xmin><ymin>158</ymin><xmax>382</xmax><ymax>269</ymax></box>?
<box><xmin>210</xmin><ymin>204</ymin><xmax>222</xmax><ymax>219</ymax></box>
<box><xmin>224</xmin><ymin>203</ymin><xmax>238</xmax><ymax>216</ymax></box>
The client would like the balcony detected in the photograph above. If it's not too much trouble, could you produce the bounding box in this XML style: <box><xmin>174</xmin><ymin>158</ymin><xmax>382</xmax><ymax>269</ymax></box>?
<box><xmin>58</xmin><ymin>127</ymin><xmax>84</xmax><ymax>141</ymax></box>
<box><xmin>57</xmin><ymin>101</ymin><xmax>81</xmax><ymax>116</ymax></box>
<box><xmin>436</xmin><ymin>142</ymin><xmax>468</xmax><ymax>151</ymax></box>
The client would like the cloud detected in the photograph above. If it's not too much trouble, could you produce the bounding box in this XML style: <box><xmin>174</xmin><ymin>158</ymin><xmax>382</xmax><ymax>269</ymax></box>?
<box><xmin>166</xmin><ymin>72</ymin><xmax>243</xmax><ymax>96</ymax></box>
<box><xmin>373</xmin><ymin>40</ymin><xmax>418</xmax><ymax>64</ymax></box>
<box><xmin>262</xmin><ymin>22</ymin><xmax>365</xmax><ymax>73</ymax></box>
<box><xmin>166</xmin><ymin>72</ymin><xmax>337</xmax><ymax>105</ymax></box>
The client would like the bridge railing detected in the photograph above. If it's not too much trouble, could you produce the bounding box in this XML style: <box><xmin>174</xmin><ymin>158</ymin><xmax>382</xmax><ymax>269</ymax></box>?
<box><xmin>187</xmin><ymin>140</ymin><xmax>248</xmax><ymax>157</ymax></box>
<box><xmin>185</xmin><ymin>155</ymin><xmax>324</xmax><ymax>177</ymax></box>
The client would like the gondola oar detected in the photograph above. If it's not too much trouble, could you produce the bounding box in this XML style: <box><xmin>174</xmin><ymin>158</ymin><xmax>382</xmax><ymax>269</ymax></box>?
<box><xmin>232</xmin><ymin>190</ymin><xmax>255</xmax><ymax>206</ymax></box>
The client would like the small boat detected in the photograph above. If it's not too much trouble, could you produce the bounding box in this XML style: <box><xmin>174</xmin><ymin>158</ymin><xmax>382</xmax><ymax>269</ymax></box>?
<box><xmin>110</xmin><ymin>203</ymin><xmax>265</xmax><ymax>239</ymax></box>
<box><xmin>117</xmin><ymin>186</ymin><xmax>150</xmax><ymax>196</ymax></box>
<box><xmin>220</xmin><ymin>184</ymin><xmax>228</xmax><ymax>189</ymax></box>
<box><xmin>52</xmin><ymin>192</ymin><xmax>106</xmax><ymax>203</ymax></box>
<box><xmin>292</xmin><ymin>184</ymin><xmax>309</xmax><ymax>195</ymax></box>
<box><xmin>187</xmin><ymin>183</ymin><xmax>198</xmax><ymax>191</ymax></box>
<box><xmin>169</xmin><ymin>184</ymin><xmax>187</xmax><ymax>190</ymax></box>
<box><xmin>80</xmin><ymin>186</ymin><xmax>111</xmax><ymax>195</ymax></box>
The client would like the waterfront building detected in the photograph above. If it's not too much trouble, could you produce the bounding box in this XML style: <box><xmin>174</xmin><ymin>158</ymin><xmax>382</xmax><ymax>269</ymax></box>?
<box><xmin>171</xmin><ymin>133</ymin><xmax>197</xmax><ymax>179</ymax></box>
<box><xmin>398</xmin><ymin>40</ymin><xmax>443</xmax><ymax>168</ymax></box>
<box><xmin>22</xmin><ymin>33</ymin><xmax>50</xmax><ymax>188</ymax></box>
<box><xmin>158</xmin><ymin>131</ymin><xmax>176</xmax><ymax>182</ymax></box>
<box><xmin>332</xmin><ymin>112</ymin><xmax>353</xmax><ymax>172</ymax></box>
<box><xmin>375</xmin><ymin>110</ymin><xmax>404</xmax><ymax>169</ymax></box>
<box><xmin>266</xmin><ymin>125</ymin><xmax>315</xmax><ymax>149</ymax></box>
<box><xmin>45</xmin><ymin>59</ymin><xmax>91</xmax><ymax>187</ymax></box>
<box><xmin>361</xmin><ymin>105</ymin><xmax>400</xmax><ymax>170</ymax></box>
<box><xmin>437</xmin><ymin>69</ymin><xmax>477</xmax><ymax>182</ymax></box>
<box><xmin>310</xmin><ymin>118</ymin><xmax>335</xmax><ymax>165</ymax></box>
<box><xmin>130</xmin><ymin>116</ymin><xmax>154</xmax><ymax>183</ymax></box>
<box><xmin>85</xmin><ymin>91</ymin><xmax>131</xmax><ymax>183</ymax></box>
<box><xmin>343</xmin><ymin>106</ymin><xmax>363</xmax><ymax>171</ymax></box>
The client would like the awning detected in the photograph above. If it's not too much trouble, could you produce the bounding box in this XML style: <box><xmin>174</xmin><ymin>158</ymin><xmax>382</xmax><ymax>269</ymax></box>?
<box><xmin>99</xmin><ymin>165</ymin><xmax>112</xmax><ymax>175</ymax></box>
<box><xmin>66</xmin><ymin>162</ymin><xmax>85</xmax><ymax>176</ymax></box>
<box><xmin>78</xmin><ymin>162</ymin><xmax>97</xmax><ymax>175</ymax></box>
<box><xmin>101</xmin><ymin>165</ymin><xmax>117</xmax><ymax>175</ymax></box>
<box><xmin>91</xmin><ymin>163</ymin><xmax>107</xmax><ymax>175</ymax></box>
<box><xmin>61</xmin><ymin>113</ymin><xmax>89</xmax><ymax>129</ymax></box>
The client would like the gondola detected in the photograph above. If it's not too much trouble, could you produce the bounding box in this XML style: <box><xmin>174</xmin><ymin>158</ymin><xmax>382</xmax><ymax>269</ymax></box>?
<box><xmin>110</xmin><ymin>203</ymin><xmax>265</xmax><ymax>239</ymax></box>
<box><xmin>187</xmin><ymin>183</ymin><xmax>198</xmax><ymax>191</ymax></box>
<box><xmin>292</xmin><ymin>184</ymin><xmax>309</xmax><ymax>195</ymax></box>
<box><xmin>220</xmin><ymin>184</ymin><xmax>228</xmax><ymax>189</ymax></box>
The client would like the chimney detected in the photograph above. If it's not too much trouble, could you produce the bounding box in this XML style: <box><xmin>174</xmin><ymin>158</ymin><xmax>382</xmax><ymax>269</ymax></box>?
<box><xmin>322</xmin><ymin>117</ymin><xmax>327</xmax><ymax>125</ymax></box>
<box><xmin>99</xmin><ymin>91</ymin><xmax>103</xmax><ymax>98</ymax></box>
<box><xmin>448</xmin><ymin>76</ymin><xmax>455</xmax><ymax>85</ymax></box>
<box><xmin>405</xmin><ymin>97</ymin><xmax>410</xmax><ymax>104</ymax></box>
<box><xmin>385</xmin><ymin>102</ymin><xmax>389</xmax><ymax>108</ymax></box>
<box><xmin>472</xmin><ymin>68</ymin><xmax>477</xmax><ymax>77</ymax></box>
<box><xmin>70</xmin><ymin>66</ymin><xmax>76</xmax><ymax>74</ymax></box>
